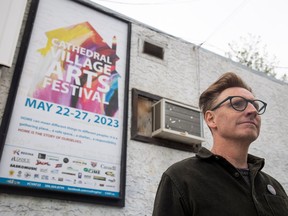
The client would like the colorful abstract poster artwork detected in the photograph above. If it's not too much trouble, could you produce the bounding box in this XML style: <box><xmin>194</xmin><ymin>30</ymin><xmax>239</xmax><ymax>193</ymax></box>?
<box><xmin>0</xmin><ymin>0</ymin><xmax>129</xmax><ymax>202</ymax></box>
<box><xmin>30</xmin><ymin>22</ymin><xmax>120</xmax><ymax>117</ymax></box>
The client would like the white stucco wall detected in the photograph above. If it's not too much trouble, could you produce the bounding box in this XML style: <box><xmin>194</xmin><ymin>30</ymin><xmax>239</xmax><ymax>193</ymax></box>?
<box><xmin>0</xmin><ymin>1</ymin><xmax>287</xmax><ymax>215</ymax></box>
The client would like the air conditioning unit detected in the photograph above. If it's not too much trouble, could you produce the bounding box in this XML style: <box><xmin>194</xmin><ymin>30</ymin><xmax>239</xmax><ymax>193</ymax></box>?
<box><xmin>152</xmin><ymin>99</ymin><xmax>205</xmax><ymax>145</ymax></box>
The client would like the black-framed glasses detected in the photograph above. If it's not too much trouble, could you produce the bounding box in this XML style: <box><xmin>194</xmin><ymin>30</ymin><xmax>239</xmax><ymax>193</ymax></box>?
<box><xmin>211</xmin><ymin>96</ymin><xmax>267</xmax><ymax>115</ymax></box>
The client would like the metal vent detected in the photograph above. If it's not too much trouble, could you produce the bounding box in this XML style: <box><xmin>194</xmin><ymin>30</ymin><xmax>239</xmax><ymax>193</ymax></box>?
<box><xmin>143</xmin><ymin>41</ymin><xmax>164</xmax><ymax>59</ymax></box>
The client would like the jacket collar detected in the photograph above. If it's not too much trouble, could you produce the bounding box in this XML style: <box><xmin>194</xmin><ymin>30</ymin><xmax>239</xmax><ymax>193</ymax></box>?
<box><xmin>196</xmin><ymin>147</ymin><xmax>265</xmax><ymax>171</ymax></box>
<box><xmin>196</xmin><ymin>147</ymin><xmax>214</xmax><ymax>159</ymax></box>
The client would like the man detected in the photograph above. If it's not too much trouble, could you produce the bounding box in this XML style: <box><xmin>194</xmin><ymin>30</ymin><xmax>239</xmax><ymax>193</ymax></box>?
<box><xmin>152</xmin><ymin>72</ymin><xmax>288</xmax><ymax>216</ymax></box>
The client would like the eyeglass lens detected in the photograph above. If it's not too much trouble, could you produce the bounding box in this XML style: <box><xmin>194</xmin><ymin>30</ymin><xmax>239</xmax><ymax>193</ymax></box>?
<box><xmin>230</xmin><ymin>97</ymin><xmax>265</xmax><ymax>114</ymax></box>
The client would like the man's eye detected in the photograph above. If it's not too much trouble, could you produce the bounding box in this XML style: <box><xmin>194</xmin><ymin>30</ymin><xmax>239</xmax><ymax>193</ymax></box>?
<box><xmin>252</xmin><ymin>102</ymin><xmax>259</xmax><ymax>110</ymax></box>
<box><xmin>232</xmin><ymin>100</ymin><xmax>245</xmax><ymax>108</ymax></box>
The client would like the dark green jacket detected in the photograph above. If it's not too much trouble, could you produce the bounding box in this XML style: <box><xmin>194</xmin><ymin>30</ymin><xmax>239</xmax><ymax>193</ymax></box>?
<box><xmin>153</xmin><ymin>147</ymin><xmax>288</xmax><ymax>216</ymax></box>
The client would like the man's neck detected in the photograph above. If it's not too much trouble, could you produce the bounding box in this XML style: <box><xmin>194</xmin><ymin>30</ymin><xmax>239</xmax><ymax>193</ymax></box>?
<box><xmin>211</xmin><ymin>139</ymin><xmax>250</xmax><ymax>169</ymax></box>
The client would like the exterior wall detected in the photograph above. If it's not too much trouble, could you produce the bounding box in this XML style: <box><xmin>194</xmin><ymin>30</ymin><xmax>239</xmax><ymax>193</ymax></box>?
<box><xmin>0</xmin><ymin>1</ymin><xmax>288</xmax><ymax>215</ymax></box>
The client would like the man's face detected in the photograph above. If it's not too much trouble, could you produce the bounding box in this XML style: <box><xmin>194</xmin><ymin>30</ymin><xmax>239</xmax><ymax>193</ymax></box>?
<box><xmin>207</xmin><ymin>87</ymin><xmax>262</xmax><ymax>143</ymax></box>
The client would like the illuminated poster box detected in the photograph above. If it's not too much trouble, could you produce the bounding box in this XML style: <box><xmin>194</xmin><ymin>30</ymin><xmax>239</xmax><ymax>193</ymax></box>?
<box><xmin>0</xmin><ymin>0</ymin><xmax>130</xmax><ymax>207</ymax></box>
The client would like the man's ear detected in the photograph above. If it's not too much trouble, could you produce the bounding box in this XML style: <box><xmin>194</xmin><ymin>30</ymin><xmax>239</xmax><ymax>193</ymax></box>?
<box><xmin>204</xmin><ymin>111</ymin><xmax>217</xmax><ymax>129</ymax></box>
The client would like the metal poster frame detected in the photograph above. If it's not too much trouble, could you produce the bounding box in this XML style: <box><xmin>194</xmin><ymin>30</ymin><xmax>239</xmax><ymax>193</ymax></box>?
<box><xmin>0</xmin><ymin>0</ymin><xmax>130</xmax><ymax>206</ymax></box>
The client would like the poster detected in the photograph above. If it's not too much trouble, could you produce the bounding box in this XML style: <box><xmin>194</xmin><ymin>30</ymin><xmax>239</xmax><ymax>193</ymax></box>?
<box><xmin>0</xmin><ymin>0</ymin><xmax>130</xmax><ymax>206</ymax></box>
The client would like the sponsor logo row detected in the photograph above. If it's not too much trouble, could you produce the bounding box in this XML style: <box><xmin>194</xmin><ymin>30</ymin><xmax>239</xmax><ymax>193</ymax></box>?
<box><xmin>7</xmin><ymin>149</ymin><xmax>117</xmax><ymax>189</ymax></box>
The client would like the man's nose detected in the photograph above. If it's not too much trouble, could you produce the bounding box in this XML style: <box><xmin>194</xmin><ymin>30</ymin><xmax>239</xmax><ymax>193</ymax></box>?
<box><xmin>246</xmin><ymin>102</ymin><xmax>258</xmax><ymax>115</ymax></box>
